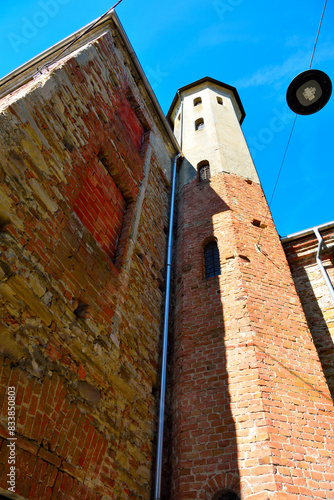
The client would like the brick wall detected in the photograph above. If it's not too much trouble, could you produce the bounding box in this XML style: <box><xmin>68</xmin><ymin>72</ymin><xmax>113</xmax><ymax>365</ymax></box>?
<box><xmin>169</xmin><ymin>171</ymin><xmax>334</xmax><ymax>499</ymax></box>
<box><xmin>0</xmin><ymin>28</ymin><xmax>175</xmax><ymax>499</ymax></box>
<box><xmin>283</xmin><ymin>228</ymin><xmax>334</xmax><ymax>400</ymax></box>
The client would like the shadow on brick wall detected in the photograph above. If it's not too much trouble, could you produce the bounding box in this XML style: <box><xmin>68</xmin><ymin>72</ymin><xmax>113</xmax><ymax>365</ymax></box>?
<box><xmin>289</xmin><ymin>258</ymin><xmax>334</xmax><ymax>403</ymax></box>
<box><xmin>158</xmin><ymin>168</ymin><xmax>241</xmax><ymax>500</ymax></box>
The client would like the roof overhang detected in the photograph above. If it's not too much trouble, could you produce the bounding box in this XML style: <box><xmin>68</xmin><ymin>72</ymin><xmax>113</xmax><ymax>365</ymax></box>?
<box><xmin>281</xmin><ymin>220</ymin><xmax>334</xmax><ymax>243</ymax></box>
<box><xmin>0</xmin><ymin>11</ymin><xmax>180</xmax><ymax>154</ymax></box>
<box><xmin>166</xmin><ymin>76</ymin><xmax>246</xmax><ymax>127</ymax></box>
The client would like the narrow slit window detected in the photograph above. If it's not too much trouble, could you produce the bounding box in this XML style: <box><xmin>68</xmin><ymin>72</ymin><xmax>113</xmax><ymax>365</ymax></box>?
<box><xmin>195</xmin><ymin>118</ymin><xmax>204</xmax><ymax>130</ymax></box>
<box><xmin>198</xmin><ymin>162</ymin><xmax>210</xmax><ymax>182</ymax></box>
<box><xmin>217</xmin><ymin>96</ymin><xmax>223</xmax><ymax>105</ymax></box>
<box><xmin>194</xmin><ymin>97</ymin><xmax>202</xmax><ymax>106</ymax></box>
<box><xmin>204</xmin><ymin>240</ymin><xmax>221</xmax><ymax>279</ymax></box>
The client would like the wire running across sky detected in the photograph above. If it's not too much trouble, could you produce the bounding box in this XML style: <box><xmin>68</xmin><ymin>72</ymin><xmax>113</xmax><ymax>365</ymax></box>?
<box><xmin>309</xmin><ymin>0</ymin><xmax>328</xmax><ymax>70</ymax></box>
<box><xmin>256</xmin><ymin>0</ymin><xmax>329</xmax><ymax>248</ymax></box>
<box><xmin>35</xmin><ymin>0</ymin><xmax>124</xmax><ymax>76</ymax></box>
<box><xmin>0</xmin><ymin>0</ymin><xmax>125</xmax><ymax>89</ymax></box>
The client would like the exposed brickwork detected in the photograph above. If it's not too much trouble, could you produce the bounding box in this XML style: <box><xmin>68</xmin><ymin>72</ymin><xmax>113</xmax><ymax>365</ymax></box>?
<box><xmin>0</xmin><ymin>27</ymin><xmax>176</xmax><ymax>499</ymax></box>
<box><xmin>73</xmin><ymin>157</ymin><xmax>127</xmax><ymax>261</ymax></box>
<box><xmin>1</xmin><ymin>18</ymin><xmax>334</xmax><ymax>500</ymax></box>
<box><xmin>283</xmin><ymin>229</ymin><xmax>334</xmax><ymax>400</ymax></box>
<box><xmin>170</xmin><ymin>171</ymin><xmax>334</xmax><ymax>499</ymax></box>
<box><xmin>0</xmin><ymin>368</ymin><xmax>108</xmax><ymax>499</ymax></box>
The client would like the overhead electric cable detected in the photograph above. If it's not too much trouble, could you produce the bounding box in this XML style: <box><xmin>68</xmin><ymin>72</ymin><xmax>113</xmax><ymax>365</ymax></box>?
<box><xmin>0</xmin><ymin>0</ymin><xmax>124</xmax><ymax>89</ymax></box>
<box><xmin>268</xmin><ymin>115</ymin><xmax>298</xmax><ymax>209</ymax></box>
<box><xmin>309</xmin><ymin>0</ymin><xmax>328</xmax><ymax>69</ymax></box>
<box><xmin>257</xmin><ymin>0</ymin><xmax>328</xmax><ymax>250</ymax></box>
<box><xmin>256</xmin><ymin>115</ymin><xmax>297</xmax><ymax>250</ymax></box>
<box><xmin>35</xmin><ymin>0</ymin><xmax>124</xmax><ymax>75</ymax></box>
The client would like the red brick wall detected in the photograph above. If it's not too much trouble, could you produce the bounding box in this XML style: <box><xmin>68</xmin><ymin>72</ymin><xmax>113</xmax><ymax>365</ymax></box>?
<box><xmin>170</xmin><ymin>171</ymin><xmax>334</xmax><ymax>499</ymax></box>
<box><xmin>73</xmin><ymin>158</ymin><xmax>126</xmax><ymax>261</ymax></box>
<box><xmin>283</xmin><ymin>229</ymin><xmax>334</xmax><ymax>401</ymax></box>
<box><xmin>0</xmin><ymin>368</ymin><xmax>110</xmax><ymax>499</ymax></box>
<box><xmin>118</xmin><ymin>99</ymin><xmax>145</xmax><ymax>153</ymax></box>
<box><xmin>0</xmin><ymin>30</ymin><xmax>174</xmax><ymax>499</ymax></box>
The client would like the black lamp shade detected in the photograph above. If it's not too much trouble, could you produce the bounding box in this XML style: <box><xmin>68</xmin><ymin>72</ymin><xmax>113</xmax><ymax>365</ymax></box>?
<box><xmin>286</xmin><ymin>69</ymin><xmax>332</xmax><ymax>115</ymax></box>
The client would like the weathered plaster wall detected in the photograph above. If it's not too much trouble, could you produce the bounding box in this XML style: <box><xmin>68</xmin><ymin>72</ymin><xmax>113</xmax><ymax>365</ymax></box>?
<box><xmin>283</xmin><ymin>229</ymin><xmax>334</xmax><ymax>400</ymax></box>
<box><xmin>0</xmin><ymin>27</ymin><xmax>175</xmax><ymax>499</ymax></box>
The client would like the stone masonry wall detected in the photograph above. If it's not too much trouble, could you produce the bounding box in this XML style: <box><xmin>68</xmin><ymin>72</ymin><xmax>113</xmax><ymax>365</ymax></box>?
<box><xmin>170</xmin><ymin>170</ymin><xmax>334</xmax><ymax>500</ymax></box>
<box><xmin>0</xmin><ymin>29</ymin><xmax>175</xmax><ymax>499</ymax></box>
<box><xmin>283</xmin><ymin>229</ymin><xmax>334</xmax><ymax>400</ymax></box>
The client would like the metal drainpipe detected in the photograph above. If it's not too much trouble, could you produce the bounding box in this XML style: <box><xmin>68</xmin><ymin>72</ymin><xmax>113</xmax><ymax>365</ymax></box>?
<box><xmin>154</xmin><ymin>152</ymin><xmax>181</xmax><ymax>500</ymax></box>
<box><xmin>154</xmin><ymin>94</ymin><xmax>184</xmax><ymax>500</ymax></box>
<box><xmin>313</xmin><ymin>227</ymin><xmax>334</xmax><ymax>302</ymax></box>
<box><xmin>177</xmin><ymin>90</ymin><xmax>184</xmax><ymax>150</ymax></box>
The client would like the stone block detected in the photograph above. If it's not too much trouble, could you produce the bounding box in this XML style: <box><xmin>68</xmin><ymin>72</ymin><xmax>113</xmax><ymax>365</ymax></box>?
<box><xmin>77</xmin><ymin>381</ymin><xmax>101</xmax><ymax>405</ymax></box>
<box><xmin>0</xmin><ymin>325</ymin><xmax>26</xmax><ymax>360</ymax></box>
<box><xmin>5</xmin><ymin>274</ymin><xmax>53</xmax><ymax>325</ymax></box>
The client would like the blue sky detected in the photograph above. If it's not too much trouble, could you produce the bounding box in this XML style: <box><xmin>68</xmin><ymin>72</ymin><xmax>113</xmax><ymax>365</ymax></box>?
<box><xmin>0</xmin><ymin>0</ymin><xmax>333</xmax><ymax>237</ymax></box>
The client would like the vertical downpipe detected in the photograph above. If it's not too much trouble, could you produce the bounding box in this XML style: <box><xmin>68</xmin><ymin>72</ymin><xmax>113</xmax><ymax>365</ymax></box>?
<box><xmin>178</xmin><ymin>90</ymin><xmax>184</xmax><ymax>151</ymax></box>
<box><xmin>154</xmin><ymin>152</ymin><xmax>181</xmax><ymax>499</ymax></box>
<box><xmin>314</xmin><ymin>227</ymin><xmax>334</xmax><ymax>302</ymax></box>
<box><xmin>154</xmin><ymin>96</ymin><xmax>183</xmax><ymax>499</ymax></box>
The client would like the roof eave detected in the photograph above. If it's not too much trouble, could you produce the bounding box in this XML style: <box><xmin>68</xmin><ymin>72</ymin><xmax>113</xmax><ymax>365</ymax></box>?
<box><xmin>281</xmin><ymin>220</ymin><xmax>334</xmax><ymax>244</ymax></box>
<box><xmin>0</xmin><ymin>11</ymin><xmax>180</xmax><ymax>154</ymax></box>
<box><xmin>166</xmin><ymin>76</ymin><xmax>246</xmax><ymax>127</ymax></box>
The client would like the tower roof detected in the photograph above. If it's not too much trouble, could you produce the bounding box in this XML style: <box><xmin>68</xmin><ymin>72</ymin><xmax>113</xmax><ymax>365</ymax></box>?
<box><xmin>166</xmin><ymin>76</ymin><xmax>246</xmax><ymax>126</ymax></box>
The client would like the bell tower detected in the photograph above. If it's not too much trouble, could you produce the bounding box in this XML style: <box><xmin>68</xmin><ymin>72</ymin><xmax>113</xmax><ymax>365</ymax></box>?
<box><xmin>167</xmin><ymin>78</ymin><xmax>334</xmax><ymax>500</ymax></box>
<box><xmin>170</xmin><ymin>77</ymin><xmax>258</xmax><ymax>187</ymax></box>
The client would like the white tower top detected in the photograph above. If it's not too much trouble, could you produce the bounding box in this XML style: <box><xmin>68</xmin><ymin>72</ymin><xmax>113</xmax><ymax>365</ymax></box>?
<box><xmin>167</xmin><ymin>77</ymin><xmax>259</xmax><ymax>188</ymax></box>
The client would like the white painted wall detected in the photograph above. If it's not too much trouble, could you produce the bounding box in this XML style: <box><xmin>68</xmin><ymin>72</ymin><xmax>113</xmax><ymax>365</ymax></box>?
<box><xmin>170</xmin><ymin>81</ymin><xmax>259</xmax><ymax>188</ymax></box>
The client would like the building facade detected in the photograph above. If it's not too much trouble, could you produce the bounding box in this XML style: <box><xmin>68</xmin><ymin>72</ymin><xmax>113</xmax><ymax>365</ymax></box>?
<box><xmin>0</xmin><ymin>13</ymin><xmax>179</xmax><ymax>500</ymax></box>
<box><xmin>282</xmin><ymin>224</ymin><xmax>334</xmax><ymax>401</ymax></box>
<box><xmin>167</xmin><ymin>80</ymin><xmax>334</xmax><ymax>500</ymax></box>
<box><xmin>0</xmin><ymin>12</ymin><xmax>333</xmax><ymax>500</ymax></box>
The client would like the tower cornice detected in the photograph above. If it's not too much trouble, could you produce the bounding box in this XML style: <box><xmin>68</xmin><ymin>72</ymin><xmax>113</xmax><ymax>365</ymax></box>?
<box><xmin>166</xmin><ymin>76</ymin><xmax>246</xmax><ymax>126</ymax></box>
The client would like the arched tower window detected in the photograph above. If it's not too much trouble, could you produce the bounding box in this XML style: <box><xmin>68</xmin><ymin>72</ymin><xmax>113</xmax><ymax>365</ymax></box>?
<box><xmin>194</xmin><ymin>97</ymin><xmax>202</xmax><ymax>106</ymax></box>
<box><xmin>195</xmin><ymin>118</ymin><xmax>204</xmax><ymax>130</ymax></box>
<box><xmin>204</xmin><ymin>239</ymin><xmax>221</xmax><ymax>279</ymax></box>
<box><xmin>198</xmin><ymin>161</ymin><xmax>210</xmax><ymax>182</ymax></box>
<box><xmin>217</xmin><ymin>96</ymin><xmax>223</xmax><ymax>105</ymax></box>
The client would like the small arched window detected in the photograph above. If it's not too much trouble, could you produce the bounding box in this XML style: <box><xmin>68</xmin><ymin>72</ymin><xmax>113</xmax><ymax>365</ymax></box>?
<box><xmin>194</xmin><ymin>97</ymin><xmax>202</xmax><ymax>106</ymax></box>
<box><xmin>204</xmin><ymin>240</ymin><xmax>221</xmax><ymax>279</ymax></box>
<box><xmin>195</xmin><ymin>118</ymin><xmax>204</xmax><ymax>130</ymax></box>
<box><xmin>217</xmin><ymin>96</ymin><xmax>223</xmax><ymax>105</ymax></box>
<box><xmin>198</xmin><ymin>161</ymin><xmax>210</xmax><ymax>182</ymax></box>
